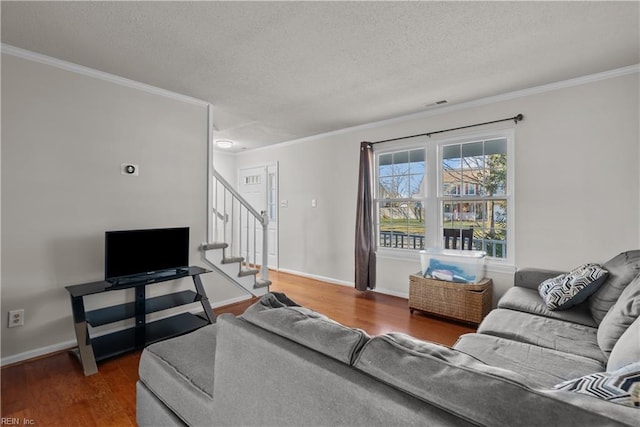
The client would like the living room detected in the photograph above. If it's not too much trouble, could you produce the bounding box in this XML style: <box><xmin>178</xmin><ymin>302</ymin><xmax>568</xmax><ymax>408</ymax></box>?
<box><xmin>2</xmin><ymin>1</ymin><xmax>639</xmax><ymax>425</ymax></box>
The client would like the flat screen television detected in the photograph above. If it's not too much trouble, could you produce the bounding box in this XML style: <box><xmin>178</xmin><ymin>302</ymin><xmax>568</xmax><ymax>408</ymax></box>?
<box><xmin>105</xmin><ymin>227</ymin><xmax>189</xmax><ymax>284</ymax></box>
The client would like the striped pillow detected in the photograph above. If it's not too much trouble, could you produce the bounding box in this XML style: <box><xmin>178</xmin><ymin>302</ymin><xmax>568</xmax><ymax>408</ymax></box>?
<box><xmin>553</xmin><ymin>362</ymin><xmax>640</xmax><ymax>407</ymax></box>
<box><xmin>538</xmin><ymin>263</ymin><xmax>608</xmax><ymax>310</ymax></box>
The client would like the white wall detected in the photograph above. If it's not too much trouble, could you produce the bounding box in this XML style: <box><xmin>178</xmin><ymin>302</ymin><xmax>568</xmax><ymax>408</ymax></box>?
<box><xmin>234</xmin><ymin>137</ymin><xmax>359</xmax><ymax>286</ymax></box>
<box><xmin>235</xmin><ymin>70</ymin><xmax>640</xmax><ymax>303</ymax></box>
<box><xmin>211</xmin><ymin>149</ymin><xmax>237</xmax><ymax>185</ymax></box>
<box><xmin>1</xmin><ymin>53</ymin><xmax>246</xmax><ymax>363</ymax></box>
<box><xmin>2</xmin><ymin>50</ymin><xmax>637</xmax><ymax>364</ymax></box>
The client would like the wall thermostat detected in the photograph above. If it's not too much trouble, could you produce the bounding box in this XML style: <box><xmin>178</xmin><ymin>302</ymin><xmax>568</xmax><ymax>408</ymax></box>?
<box><xmin>121</xmin><ymin>163</ymin><xmax>139</xmax><ymax>176</ymax></box>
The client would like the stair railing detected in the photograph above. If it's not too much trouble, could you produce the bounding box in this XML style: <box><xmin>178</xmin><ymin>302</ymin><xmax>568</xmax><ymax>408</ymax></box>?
<box><xmin>211</xmin><ymin>168</ymin><xmax>269</xmax><ymax>283</ymax></box>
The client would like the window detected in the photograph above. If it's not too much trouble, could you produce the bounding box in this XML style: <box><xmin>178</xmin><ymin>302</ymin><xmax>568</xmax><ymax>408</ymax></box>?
<box><xmin>441</xmin><ymin>138</ymin><xmax>509</xmax><ymax>258</ymax></box>
<box><xmin>377</xmin><ymin>149</ymin><xmax>426</xmax><ymax>250</ymax></box>
<box><xmin>267</xmin><ymin>172</ymin><xmax>277</xmax><ymax>221</ymax></box>
<box><xmin>374</xmin><ymin>131</ymin><xmax>514</xmax><ymax>262</ymax></box>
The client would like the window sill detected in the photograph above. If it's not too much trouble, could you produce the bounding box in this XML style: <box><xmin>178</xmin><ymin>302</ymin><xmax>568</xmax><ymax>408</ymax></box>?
<box><xmin>485</xmin><ymin>259</ymin><xmax>517</xmax><ymax>275</ymax></box>
<box><xmin>376</xmin><ymin>248</ymin><xmax>421</xmax><ymax>262</ymax></box>
<box><xmin>375</xmin><ymin>248</ymin><xmax>515</xmax><ymax>275</ymax></box>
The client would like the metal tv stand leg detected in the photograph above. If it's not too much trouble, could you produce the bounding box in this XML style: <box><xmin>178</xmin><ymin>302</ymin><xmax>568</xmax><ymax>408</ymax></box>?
<box><xmin>193</xmin><ymin>274</ymin><xmax>216</xmax><ymax>323</ymax></box>
<box><xmin>69</xmin><ymin>294</ymin><xmax>98</xmax><ymax>376</ymax></box>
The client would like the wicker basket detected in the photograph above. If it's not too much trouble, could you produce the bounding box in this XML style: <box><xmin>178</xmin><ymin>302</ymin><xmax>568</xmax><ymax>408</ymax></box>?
<box><xmin>409</xmin><ymin>274</ymin><xmax>492</xmax><ymax>324</ymax></box>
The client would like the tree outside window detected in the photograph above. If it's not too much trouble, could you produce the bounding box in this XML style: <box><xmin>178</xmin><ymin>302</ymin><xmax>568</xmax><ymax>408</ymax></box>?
<box><xmin>441</xmin><ymin>138</ymin><xmax>508</xmax><ymax>258</ymax></box>
<box><xmin>377</xmin><ymin>149</ymin><xmax>425</xmax><ymax>250</ymax></box>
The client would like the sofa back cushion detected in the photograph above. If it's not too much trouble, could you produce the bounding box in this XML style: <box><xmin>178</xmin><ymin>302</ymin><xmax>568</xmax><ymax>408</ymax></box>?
<box><xmin>597</xmin><ymin>273</ymin><xmax>640</xmax><ymax>357</ymax></box>
<box><xmin>589</xmin><ymin>250</ymin><xmax>640</xmax><ymax>324</ymax></box>
<box><xmin>213</xmin><ymin>315</ymin><xmax>475</xmax><ymax>427</ymax></box>
<box><xmin>240</xmin><ymin>292</ymin><xmax>370</xmax><ymax>365</ymax></box>
<box><xmin>607</xmin><ymin>315</ymin><xmax>640</xmax><ymax>372</ymax></box>
<box><xmin>353</xmin><ymin>333</ymin><xmax>636</xmax><ymax>426</ymax></box>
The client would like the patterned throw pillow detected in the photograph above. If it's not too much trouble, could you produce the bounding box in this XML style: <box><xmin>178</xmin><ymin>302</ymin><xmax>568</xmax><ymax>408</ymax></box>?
<box><xmin>553</xmin><ymin>362</ymin><xmax>640</xmax><ymax>407</ymax></box>
<box><xmin>538</xmin><ymin>263</ymin><xmax>609</xmax><ymax>310</ymax></box>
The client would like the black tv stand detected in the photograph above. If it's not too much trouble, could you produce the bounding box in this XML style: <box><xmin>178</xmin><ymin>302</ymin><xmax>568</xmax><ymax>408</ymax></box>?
<box><xmin>66</xmin><ymin>266</ymin><xmax>214</xmax><ymax>376</ymax></box>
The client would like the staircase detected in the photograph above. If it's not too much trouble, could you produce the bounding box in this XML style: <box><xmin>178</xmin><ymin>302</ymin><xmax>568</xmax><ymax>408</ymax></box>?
<box><xmin>200</xmin><ymin>169</ymin><xmax>271</xmax><ymax>297</ymax></box>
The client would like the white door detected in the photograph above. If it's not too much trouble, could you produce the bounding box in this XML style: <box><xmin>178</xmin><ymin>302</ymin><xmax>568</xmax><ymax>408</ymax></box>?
<box><xmin>238</xmin><ymin>163</ymin><xmax>278</xmax><ymax>269</ymax></box>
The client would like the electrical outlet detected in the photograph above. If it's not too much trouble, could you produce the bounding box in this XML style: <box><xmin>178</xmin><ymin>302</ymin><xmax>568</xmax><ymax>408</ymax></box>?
<box><xmin>8</xmin><ymin>309</ymin><xmax>24</xmax><ymax>328</ymax></box>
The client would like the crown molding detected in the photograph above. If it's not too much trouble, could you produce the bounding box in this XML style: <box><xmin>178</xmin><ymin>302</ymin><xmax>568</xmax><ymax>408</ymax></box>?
<box><xmin>3</xmin><ymin>43</ymin><xmax>636</xmax><ymax>149</ymax></box>
<box><xmin>1</xmin><ymin>43</ymin><xmax>210</xmax><ymax>107</ymax></box>
<box><xmin>250</xmin><ymin>63</ymin><xmax>640</xmax><ymax>153</ymax></box>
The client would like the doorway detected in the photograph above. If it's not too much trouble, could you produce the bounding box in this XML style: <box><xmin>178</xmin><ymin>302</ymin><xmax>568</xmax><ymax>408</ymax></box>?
<box><xmin>238</xmin><ymin>163</ymin><xmax>278</xmax><ymax>269</ymax></box>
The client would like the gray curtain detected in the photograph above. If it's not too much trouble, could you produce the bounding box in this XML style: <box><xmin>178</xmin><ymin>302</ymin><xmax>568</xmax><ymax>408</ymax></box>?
<box><xmin>355</xmin><ymin>141</ymin><xmax>376</xmax><ymax>291</ymax></box>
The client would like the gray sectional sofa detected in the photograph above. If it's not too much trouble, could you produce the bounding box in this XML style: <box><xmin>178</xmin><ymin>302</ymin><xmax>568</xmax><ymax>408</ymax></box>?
<box><xmin>137</xmin><ymin>250</ymin><xmax>640</xmax><ymax>426</ymax></box>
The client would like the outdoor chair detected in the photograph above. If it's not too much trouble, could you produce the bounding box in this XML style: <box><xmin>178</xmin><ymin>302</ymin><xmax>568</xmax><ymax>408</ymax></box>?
<box><xmin>443</xmin><ymin>228</ymin><xmax>473</xmax><ymax>250</ymax></box>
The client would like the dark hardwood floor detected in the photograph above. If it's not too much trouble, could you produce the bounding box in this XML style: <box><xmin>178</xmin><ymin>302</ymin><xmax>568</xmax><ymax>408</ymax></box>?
<box><xmin>1</xmin><ymin>271</ymin><xmax>475</xmax><ymax>426</ymax></box>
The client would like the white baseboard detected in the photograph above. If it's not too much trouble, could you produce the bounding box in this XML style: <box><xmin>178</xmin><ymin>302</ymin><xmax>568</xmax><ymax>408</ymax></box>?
<box><xmin>211</xmin><ymin>294</ymin><xmax>254</xmax><ymax>308</ymax></box>
<box><xmin>373</xmin><ymin>287</ymin><xmax>409</xmax><ymax>299</ymax></box>
<box><xmin>276</xmin><ymin>268</ymin><xmax>408</xmax><ymax>299</ymax></box>
<box><xmin>0</xmin><ymin>295</ymin><xmax>254</xmax><ymax>367</ymax></box>
<box><xmin>1</xmin><ymin>340</ymin><xmax>77</xmax><ymax>368</ymax></box>
<box><xmin>277</xmin><ymin>268</ymin><xmax>354</xmax><ymax>287</ymax></box>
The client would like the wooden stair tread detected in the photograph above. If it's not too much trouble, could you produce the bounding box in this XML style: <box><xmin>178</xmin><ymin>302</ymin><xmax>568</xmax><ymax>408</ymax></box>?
<box><xmin>238</xmin><ymin>268</ymin><xmax>259</xmax><ymax>277</ymax></box>
<box><xmin>201</xmin><ymin>242</ymin><xmax>228</xmax><ymax>250</ymax></box>
<box><xmin>255</xmin><ymin>279</ymin><xmax>271</xmax><ymax>289</ymax></box>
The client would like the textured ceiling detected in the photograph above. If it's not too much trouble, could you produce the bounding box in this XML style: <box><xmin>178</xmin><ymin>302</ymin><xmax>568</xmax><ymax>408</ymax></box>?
<box><xmin>2</xmin><ymin>1</ymin><xmax>639</xmax><ymax>151</ymax></box>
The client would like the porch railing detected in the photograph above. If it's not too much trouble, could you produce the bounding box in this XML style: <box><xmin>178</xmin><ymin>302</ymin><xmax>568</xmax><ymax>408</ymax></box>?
<box><xmin>379</xmin><ymin>231</ymin><xmax>506</xmax><ymax>258</ymax></box>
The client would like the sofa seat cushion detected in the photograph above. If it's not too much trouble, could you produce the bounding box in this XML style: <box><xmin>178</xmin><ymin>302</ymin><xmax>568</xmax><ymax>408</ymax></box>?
<box><xmin>240</xmin><ymin>292</ymin><xmax>370</xmax><ymax>365</ymax></box>
<box><xmin>498</xmin><ymin>286</ymin><xmax>597</xmax><ymax>327</ymax></box>
<box><xmin>355</xmin><ymin>333</ymin><xmax>628</xmax><ymax>426</ymax></box>
<box><xmin>597</xmin><ymin>272</ymin><xmax>640</xmax><ymax>357</ymax></box>
<box><xmin>477</xmin><ymin>308</ymin><xmax>605</xmax><ymax>363</ymax></box>
<box><xmin>138</xmin><ymin>324</ymin><xmax>216</xmax><ymax>426</ymax></box>
<box><xmin>453</xmin><ymin>333</ymin><xmax>604</xmax><ymax>388</ymax></box>
<box><xmin>589</xmin><ymin>250</ymin><xmax>640</xmax><ymax>324</ymax></box>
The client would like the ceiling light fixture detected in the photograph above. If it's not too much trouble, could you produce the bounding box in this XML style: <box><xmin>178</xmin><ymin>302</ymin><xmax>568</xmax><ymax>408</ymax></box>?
<box><xmin>215</xmin><ymin>139</ymin><xmax>234</xmax><ymax>149</ymax></box>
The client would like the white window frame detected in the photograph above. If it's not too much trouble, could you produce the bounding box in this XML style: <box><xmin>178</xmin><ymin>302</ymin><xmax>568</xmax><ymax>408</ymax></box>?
<box><xmin>375</xmin><ymin>142</ymin><xmax>428</xmax><ymax>253</ymax></box>
<box><xmin>374</xmin><ymin>128</ymin><xmax>515</xmax><ymax>268</ymax></box>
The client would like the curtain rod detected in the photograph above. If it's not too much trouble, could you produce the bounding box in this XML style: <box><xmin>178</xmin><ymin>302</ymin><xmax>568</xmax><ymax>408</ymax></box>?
<box><xmin>369</xmin><ymin>113</ymin><xmax>524</xmax><ymax>145</ymax></box>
